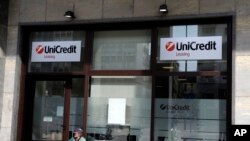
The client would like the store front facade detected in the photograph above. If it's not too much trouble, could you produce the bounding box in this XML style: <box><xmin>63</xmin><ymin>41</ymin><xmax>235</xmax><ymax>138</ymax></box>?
<box><xmin>18</xmin><ymin>16</ymin><xmax>232</xmax><ymax>141</ymax></box>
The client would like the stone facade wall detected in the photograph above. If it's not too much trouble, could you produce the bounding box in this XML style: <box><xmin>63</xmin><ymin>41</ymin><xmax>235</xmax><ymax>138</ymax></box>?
<box><xmin>0</xmin><ymin>0</ymin><xmax>8</xmax><ymax>139</ymax></box>
<box><xmin>3</xmin><ymin>0</ymin><xmax>250</xmax><ymax>140</ymax></box>
<box><xmin>234</xmin><ymin>0</ymin><xmax>250</xmax><ymax>124</ymax></box>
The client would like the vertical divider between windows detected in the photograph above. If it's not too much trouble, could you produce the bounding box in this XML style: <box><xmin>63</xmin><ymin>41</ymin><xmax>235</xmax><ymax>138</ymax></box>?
<box><xmin>227</xmin><ymin>17</ymin><xmax>233</xmax><ymax>141</ymax></box>
<box><xmin>150</xmin><ymin>27</ymin><xmax>158</xmax><ymax>141</ymax></box>
<box><xmin>82</xmin><ymin>30</ymin><xmax>94</xmax><ymax>136</ymax></box>
<box><xmin>17</xmin><ymin>26</ymin><xmax>28</xmax><ymax>141</ymax></box>
<box><xmin>63</xmin><ymin>79</ymin><xmax>72</xmax><ymax>140</ymax></box>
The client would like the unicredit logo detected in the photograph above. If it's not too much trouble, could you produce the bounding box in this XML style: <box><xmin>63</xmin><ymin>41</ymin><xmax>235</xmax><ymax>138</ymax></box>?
<box><xmin>176</xmin><ymin>41</ymin><xmax>216</xmax><ymax>51</ymax></box>
<box><xmin>165</xmin><ymin>42</ymin><xmax>175</xmax><ymax>52</ymax></box>
<box><xmin>160</xmin><ymin>37</ymin><xmax>222</xmax><ymax>60</ymax></box>
<box><xmin>159</xmin><ymin>104</ymin><xmax>190</xmax><ymax>111</ymax></box>
<box><xmin>36</xmin><ymin>45</ymin><xmax>44</xmax><ymax>54</ymax></box>
<box><xmin>165</xmin><ymin>41</ymin><xmax>217</xmax><ymax>52</ymax></box>
<box><xmin>160</xmin><ymin>104</ymin><xmax>167</xmax><ymax>110</ymax></box>
<box><xmin>35</xmin><ymin>45</ymin><xmax>76</xmax><ymax>55</ymax></box>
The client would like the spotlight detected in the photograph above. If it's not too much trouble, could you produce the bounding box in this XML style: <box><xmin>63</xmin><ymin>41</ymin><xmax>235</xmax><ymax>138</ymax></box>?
<box><xmin>64</xmin><ymin>11</ymin><xmax>75</xmax><ymax>19</ymax></box>
<box><xmin>159</xmin><ymin>4</ymin><xmax>168</xmax><ymax>13</ymax></box>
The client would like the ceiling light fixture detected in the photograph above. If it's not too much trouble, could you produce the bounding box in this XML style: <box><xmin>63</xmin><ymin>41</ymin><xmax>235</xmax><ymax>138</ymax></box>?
<box><xmin>159</xmin><ymin>4</ymin><xmax>168</xmax><ymax>14</ymax></box>
<box><xmin>64</xmin><ymin>11</ymin><xmax>75</xmax><ymax>19</ymax></box>
<box><xmin>162</xmin><ymin>66</ymin><xmax>174</xmax><ymax>69</ymax></box>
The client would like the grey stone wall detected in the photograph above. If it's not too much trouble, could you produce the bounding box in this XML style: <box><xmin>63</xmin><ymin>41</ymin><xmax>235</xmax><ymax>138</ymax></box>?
<box><xmin>3</xmin><ymin>0</ymin><xmax>250</xmax><ymax>141</ymax></box>
<box><xmin>234</xmin><ymin>0</ymin><xmax>250</xmax><ymax>124</ymax></box>
<box><xmin>0</xmin><ymin>0</ymin><xmax>8</xmax><ymax>92</ymax></box>
<box><xmin>0</xmin><ymin>0</ymin><xmax>8</xmax><ymax>139</ymax></box>
<box><xmin>16</xmin><ymin>0</ymin><xmax>237</xmax><ymax>22</ymax></box>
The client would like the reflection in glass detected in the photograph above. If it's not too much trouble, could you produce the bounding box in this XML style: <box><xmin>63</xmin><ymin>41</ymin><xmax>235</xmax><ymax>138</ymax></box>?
<box><xmin>86</xmin><ymin>76</ymin><xmax>152</xmax><ymax>141</ymax></box>
<box><xmin>69</xmin><ymin>78</ymin><xmax>84</xmax><ymax>139</ymax></box>
<box><xmin>155</xmin><ymin>76</ymin><xmax>227</xmax><ymax>99</ymax></box>
<box><xmin>154</xmin><ymin>76</ymin><xmax>227</xmax><ymax>141</ymax></box>
<box><xmin>32</xmin><ymin>81</ymin><xmax>65</xmax><ymax>141</ymax></box>
<box><xmin>92</xmin><ymin>30</ymin><xmax>151</xmax><ymax>70</ymax></box>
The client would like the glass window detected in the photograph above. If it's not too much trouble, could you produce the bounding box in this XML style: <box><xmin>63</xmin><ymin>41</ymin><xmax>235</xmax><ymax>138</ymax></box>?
<box><xmin>32</xmin><ymin>81</ymin><xmax>65</xmax><ymax>140</ymax></box>
<box><xmin>32</xmin><ymin>79</ymin><xmax>85</xmax><ymax>141</ymax></box>
<box><xmin>92</xmin><ymin>30</ymin><xmax>151</xmax><ymax>70</ymax></box>
<box><xmin>154</xmin><ymin>76</ymin><xmax>227</xmax><ymax>141</ymax></box>
<box><xmin>69</xmin><ymin>78</ymin><xmax>84</xmax><ymax>138</ymax></box>
<box><xmin>155</xmin><ymin>76</ymin><xmax>227</xmax><ymax>99</ymax></box>
<box><xmin>157</xmin><ymin>24</ymin><xmax>227</xmax><ymax>72</ymax></box>
<box><xmin>86</xmin><ymin>76</ymin><xmax>152</xmax><ymax>141</ymax></box>
<box><xmin>155</xmin><ymin>23</ymin><xmax>228</xmax><ymax>141</ymax></box>
<box><xmin>28</xmin><ymin>31</ymin><xmax>85</xmax><ymax>72</ymax></box>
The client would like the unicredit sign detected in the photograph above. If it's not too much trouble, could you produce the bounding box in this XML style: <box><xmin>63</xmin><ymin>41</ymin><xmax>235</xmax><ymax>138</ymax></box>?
<box><xmin>31</xmin><ymin>41</ymin><xmax>82</xmax><ymax>62</ymax></box>
<box><xmin>160</xmin><ymin>36</ymin><xmax>222</xmax><ymax>60</ymax></box>
<box><xmin>43</xmin><ymin>45</ymin><xmax>76</xmax><ymax>54</ymax></box>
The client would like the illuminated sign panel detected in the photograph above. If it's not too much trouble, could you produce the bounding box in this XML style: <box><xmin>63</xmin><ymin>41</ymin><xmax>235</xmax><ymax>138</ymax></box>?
<box><xmin>31</xmin><ymin>41</ymin><xmax>82</xmax><ymax>62</ymax></box>
<box><xmin>108</xmin><ymin>98</ymin><xmax>126</xmax><ymax>125</ymax></box>
<box><xmin>160</xmin><ymin>36</ymin><xmax>222</xmax><ymax>60</ymax></box>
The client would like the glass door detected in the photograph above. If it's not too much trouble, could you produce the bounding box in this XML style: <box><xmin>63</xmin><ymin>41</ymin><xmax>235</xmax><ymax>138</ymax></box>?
<box><xmin>31</xmin><ymin>80</ymin><xmax>71</xmax><ymax>141</ymax></box>
<box><xmin>27</xmin><ymin>78</ymin><xmax>85</xmax><ymax>141</ymax></box>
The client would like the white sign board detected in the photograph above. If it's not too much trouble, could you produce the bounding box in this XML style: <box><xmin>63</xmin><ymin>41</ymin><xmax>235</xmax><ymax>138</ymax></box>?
<box><xmin>43</xmin><ymin>116</ymin><xmax>53</xmax><ymax>122</ymax></box>
<box><xmin>31</xmin><ymin>41</ymin><xmax>82</xmax><ymax>62</ymax></box>
<box><xmin>56</xmin><ymin>106</ymin><xmax>63</xmax><ymax>117</ymax></box>
<box><xmin>160</xmin><ymin>36</ymin><xmax>222</xmax><ymax>60</ymax></box>
<box><xmin>108</xmin><ymin>98</ymin><xmax>126</xmax><ymax>125</ymax></box>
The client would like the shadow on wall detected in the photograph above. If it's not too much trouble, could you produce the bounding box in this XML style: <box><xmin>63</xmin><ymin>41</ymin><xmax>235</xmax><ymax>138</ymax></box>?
<box><xmin>0</xmin><ymin>0</ymin><xmax>9</xmax><ymax>128</ymax></box>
